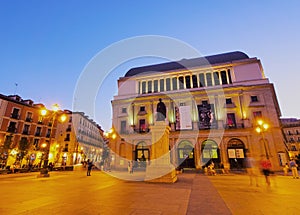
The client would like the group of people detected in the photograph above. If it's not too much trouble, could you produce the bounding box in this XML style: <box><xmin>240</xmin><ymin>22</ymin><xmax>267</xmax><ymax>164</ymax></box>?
<box><xmin>245</xmin><ymin>153</ymin><xmax>300</xmax><ymax>187</ymax></box>
<box><xmin>283</xmin><ymin>159</ymin><xmax>299</xmax><ymax>178</ymax></box>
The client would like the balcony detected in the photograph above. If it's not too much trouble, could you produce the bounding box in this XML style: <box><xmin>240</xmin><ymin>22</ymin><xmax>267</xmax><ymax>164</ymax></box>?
<box><xmin>25</xmin><ymin>117</ymin><xmax>33</xmax><ymax>122</ymax></box>
<box><xmin>134</xmin><ymin>128</ymin><xmax>150</xmax><ymax>134</ymax></box>
<box><xmin>35</xmin><ymin>132</ymin><xmax>41</xmax><ymax>136</ymax></box>
<box><xmin>64</xmin><ymin>137</ymin><xmax>70</xmax><ymax>141</ymax></box>
<box><xmin>7</xmin><ymin>127</ymin><xmax>17</xmax><ymax>133</ymax></box>
<box><xmin>224</xmin><ymin>123</ymin><xmax>244</xmax><ymax>129</ymax></box>
<box><xmin>46</xmin><ymin>134</ymin><xmax>51</xmax><ymax>138</ymax></box>
<box><xmin>66</xmin><ymin>127</ymin><xmax>71</xmax><ymax>132</ymax></box>
<box><xmin>37</xmin><ymin>121</ymin><xmax>43</xmax><ymax>125</ymax></box>
<box><xmin>22</xmin><ymin>131</ymin><xmax>29</xmax><ymax>135</ymax></box>
<box><xmin>10</xmin><ymin>113</ymin><xmax>19</xmax><ymax>119</ymax></box>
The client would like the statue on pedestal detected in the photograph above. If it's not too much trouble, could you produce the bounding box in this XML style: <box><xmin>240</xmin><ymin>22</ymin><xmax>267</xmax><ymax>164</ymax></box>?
<box><xmin>156</xmin><ymin>98</ymin><xmax>166</xmax><ymax>121</ymax></box>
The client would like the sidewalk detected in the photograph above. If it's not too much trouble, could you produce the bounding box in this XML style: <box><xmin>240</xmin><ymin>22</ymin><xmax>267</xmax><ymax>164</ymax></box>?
<box><xmin>1</xmin><ymin>169</ymin><xmax>299</xmax><ymax>214</ymax></box>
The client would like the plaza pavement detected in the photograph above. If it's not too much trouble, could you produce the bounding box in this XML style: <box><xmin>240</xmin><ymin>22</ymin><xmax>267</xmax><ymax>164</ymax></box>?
<box><xmin>0</xmin><ymin>168</ymin><xmax>299</xmax><ymax>215</ymax></box>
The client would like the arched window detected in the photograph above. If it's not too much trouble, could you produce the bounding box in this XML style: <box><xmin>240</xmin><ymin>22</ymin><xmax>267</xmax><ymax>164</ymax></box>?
<box><xmin>201</xmin><ymin>140</ymin><xmax>220</xmax><ymax>167</ymax></box>
<box><xmin>177</xmin><ymin>141</ymin><xmax>195</xmax><ymax>168</ymax></box>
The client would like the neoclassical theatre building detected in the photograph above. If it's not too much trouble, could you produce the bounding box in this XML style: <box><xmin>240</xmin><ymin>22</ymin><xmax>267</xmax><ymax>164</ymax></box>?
<box><xmin>109</xmin><ymin>51</ymin><xmax>288</xmax><ymax>171</ymax></box>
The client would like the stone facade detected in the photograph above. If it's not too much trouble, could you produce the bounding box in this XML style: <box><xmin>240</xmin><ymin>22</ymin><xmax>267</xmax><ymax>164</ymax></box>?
<box><xmin>110</xmin><ymin>51</ymin><xmax>288</xmax><ymax>171</ymax></box>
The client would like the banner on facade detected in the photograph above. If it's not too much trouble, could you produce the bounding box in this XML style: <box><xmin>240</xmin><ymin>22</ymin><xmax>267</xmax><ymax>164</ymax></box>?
<box><xmin>179</xmin><ymin>106</ymin><xmax>192</xmax><ymax>130</ymax></box>
<box><xmin>197</xmin><ymin>104</ymin><xmax>217</xmax><ymax>129</ymax></box>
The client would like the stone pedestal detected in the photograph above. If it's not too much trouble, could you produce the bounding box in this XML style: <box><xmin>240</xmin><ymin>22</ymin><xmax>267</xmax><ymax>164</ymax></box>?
<box><xmin>145</xmin><ymin>121</ymin><xmax>177</xmax><ymax>183</ymax></box>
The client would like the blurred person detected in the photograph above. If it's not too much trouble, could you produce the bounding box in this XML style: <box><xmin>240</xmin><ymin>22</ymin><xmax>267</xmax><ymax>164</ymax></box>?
<box><xmin>260</xmin><ymin>156</ymin><xmax>272</xmax><ymax>186</ymax></box>
<box><xmin>283</xmin><ymin>162</ymin><xmax>289</xmax><ymax>176</ymax></box>
<box><xmin>289</xmin><ymin>159</ymin><xmax>299</xmax><ymax>179</ymax></box>
<box><xmin>244</xmin><ymin>153</ymin><xmax>259</xmax><ymax>186</ymax></box>
<box><xmin>87</xmin><ymin>159</ymin><xmax>93</xmax><ymax>176</ymax></box>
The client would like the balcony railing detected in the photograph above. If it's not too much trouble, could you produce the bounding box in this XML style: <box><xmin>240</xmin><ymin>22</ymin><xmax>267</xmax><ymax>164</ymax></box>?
<box><xmin>66</xmin><ymin>127</ymin><xmax>71</xmax><ymax>132</ymax></box>
<box><xmin>64</xmin><ymin>137</ymin><xmax>70</xmax><ymax>141</ymax></box>
<box><xmin>7</xmin><ymin>127</ymin><xmax>17</xmax><ymax>133</ymax></box>
<box><xmin>10</xmin><ymin>113</ymin><xmax>19</xmax><ymax>119</ymax></box>
<box><xmin>22</xmin><ymin>131</ymin><xmax>29</xmax><ymax>135</ymax></box>
<box><xmin>224</xmin><ymin>123</ymin><xmax>244</xmax><ymax>129</ymax></box>
<box><xmin>134</xmin><ymin>128</ymin><xmax>150</xmax><ymax>133</ymax></box>
<box><xmin>25</xmin><ymin>117</ymin><xmax>33</xmax><ymax>122</ymax></box>
<box><xmin>35</xmin><ymin>132</ymin><xmax>41</xmax><ymax>136</ymax></box>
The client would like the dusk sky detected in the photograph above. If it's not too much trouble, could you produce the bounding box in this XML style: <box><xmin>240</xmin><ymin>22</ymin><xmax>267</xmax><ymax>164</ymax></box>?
<box><xmin>1</xmin><ymin>1</ymin><xmax>300</xmax><ymax>131</ymax></box>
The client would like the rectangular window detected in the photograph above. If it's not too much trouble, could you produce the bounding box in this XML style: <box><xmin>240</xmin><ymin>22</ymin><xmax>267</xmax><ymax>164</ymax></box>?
<box><xmin>226</xmin><ymin>113</ymin><xmax>236</xmax><ymax>128</ymax></box>
<box><xmin>226</xmin><ymin>98</ymin><xmax>232</xmax><ymax>104</ymax></box>
<box><xmin>141</xmin><ymin>81</ymin><xmax>146</xmax><ymax>94</ymax></box>
<box><xmin>185</xmin><ymin>76</ymin><xmax>191</xmax><ymax>89</ymax></box>
<box><xmin>199</xmin><ymin>73</ymin><xmax>205</xmax><ymax>87</ymax></box>
<box><xmin>147</xmin><ymin>81</ymin><xmax>152</xmax><ymax>93</ymax></box>
<box><xmin>121</xmin><ymin>107</ymin><xmax>127</xmax><ymax>113</ymax></box>
<box><xmin>227</xmin><ymin>69</ymin><xmax>232</xmax><ymax>84</ymax></box>
<box><xmin>160</xmin><ymin>79</ymin><xmax>164</xmax><ymax>92</ymax></box>
<box><xmin>33</xmin><ymin>139</ymin><xmax>39</xmax><ymax>148</ymax></box>
<box><xmin>166</xmin><ymin>78</ymin><xmax>171</xmax><ymax>91</ymax></box>
<box><xmin>26</xmin><ymin>112</ymin><xmax>33</xmax><ymax>122</ymax></box>
<box><xmin>23</xmin><ymin>124</ymin><xmax>30</xmax><ymax>134</ymax></box>
<box><xmin>206</xmin><ymin>73</ymin><xmax>212</xmax><ymax>86</ymax></box>
<box><xmin>213</xmin><ymin>72</ymin><xmax>220</xmax><ymax>85</ymax></box>
<box><xmin>11</xmin><ymin>108</ymin><xmax>20</xmax><ymax>119</ymax></box>
<box><xmin>138</xmin><ymin>81</ymin><xmax>141</xmax><ymax>94</ymax></box>
<box><xmin>178</xmin><ymin>76</ymin><xmax>184</xmax><ymax>89</ymax></box>
<box><xmin>7</xmin><ymin>121</ymin><xmax>17</xmax><ymax>132</ymax></box>
<box><xmin>221</xmin><ymin>70</ymin><xmax>228</xmax><ymax>85</ymax></box>
<box><xmin>154</xmin><ymin>80</ymin><xmax>158</xmax><ymax>92</ymax></box>
<box><xmin>121</xmin><ymin>121</ymin><xmax>126</xmax><ymax>134</ymax></box>
<box><xmin>251</xmin><ymin>96</ymin><xmax>258</xmax><ymax>102</ymax></box>
<box><xmin>192</xmin><ymin>75</ymin><xmax>198</xmax><ymax>88</ymax></box>
<box><xmin>140</xmin><ymin>106</ymin><xmax>145</xmax><ymax>112</ymax></box>
<box><xmin>253</xmin><ymin>111</ymin><xmax>262</xmax><ymax>119</ymax></box>
<box><xmin>35</xmin><ymin>127</ymin><xmax>41</xmax><ymax>136</ymax></box>
<box><xmin>172</xmin><ymin>77</ymin><xmax>178</xmax><ymax>90</ymax></box>
<box><xmin>139</xmin><ymin>119</ymin><xmax>147</xmax><ymax>132</ymax></box>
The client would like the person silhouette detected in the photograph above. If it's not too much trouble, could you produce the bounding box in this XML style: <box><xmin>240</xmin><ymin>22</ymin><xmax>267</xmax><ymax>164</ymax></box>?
<box><xmin>156</xmin><ymin>98</ymin><xmax>166</xmax><ymax>121</ymax></box>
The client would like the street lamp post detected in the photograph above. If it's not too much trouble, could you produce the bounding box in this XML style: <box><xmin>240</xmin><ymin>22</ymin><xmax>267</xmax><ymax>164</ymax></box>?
<box><xmin>255</xmin><ymin>119</ymin><xmax>269</xmax><ymax>159</ymax></box>
<box><xmin>39</xmin><ymin>104</ymin><xmax>66</xmax><ymax>173</ymax></box>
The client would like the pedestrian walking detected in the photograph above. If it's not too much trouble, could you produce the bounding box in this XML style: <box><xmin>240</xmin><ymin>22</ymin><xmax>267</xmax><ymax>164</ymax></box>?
<box><xmin>260</xmin><ymin>156</ymin><xmax>272</xmax><ymax>186</ymax></box>
<box><xmin>87</xmin><ymin>159</ymin><xmax>93</xmax><ymax>176</ymax></box>
<box><xmin>283</xmin><ymin>162</ymin><xmax>289</xmax><ymax>176</ymax></box>
<box><xmin>128</xmin><ymin>160</ymin><xmax>133</xmax><ymax>174</ymax></box>
<box><xmin>289</xmin><ymin>159</ymin><xmax>299</xmax><ymax>179</ymax></box>
<box><xmin>244</xmin><ymin>153</ymin><xmax>259</xmax><ymax>186</ymax></box>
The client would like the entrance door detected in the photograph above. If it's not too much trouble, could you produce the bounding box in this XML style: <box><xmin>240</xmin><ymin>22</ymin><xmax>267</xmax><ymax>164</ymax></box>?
<box><xmin>135</xmin><ymin>142</ymin><xmax>149</xmax><ymax>168</ymax></box>
<box><xmin>177</xmin><ymin>141</ymin><xmax>195</xmax><ymax>169</ymax></box>
<box><xmin>227</xmin><ymin>138</ymin><xmax>245</xmax><ymax>169</ymax></box>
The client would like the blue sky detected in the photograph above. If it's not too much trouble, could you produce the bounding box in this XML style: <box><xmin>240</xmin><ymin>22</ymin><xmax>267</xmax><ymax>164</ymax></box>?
<box><xmin>1</xmin><ymin>1</ymin><xmax>300</xmax><ymax>131</ymax></box>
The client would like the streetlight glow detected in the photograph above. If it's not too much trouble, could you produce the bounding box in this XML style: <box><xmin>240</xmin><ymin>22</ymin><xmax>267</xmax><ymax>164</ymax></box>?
<box><xmin>41</xmin><ymin>109</ymin><xmax>47</xmax><ymax>116</ymax></box>
<box><xmin>255</xmin><ymin>119</ymin><xmax>270</xmax><ymax>159</ymax></box>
